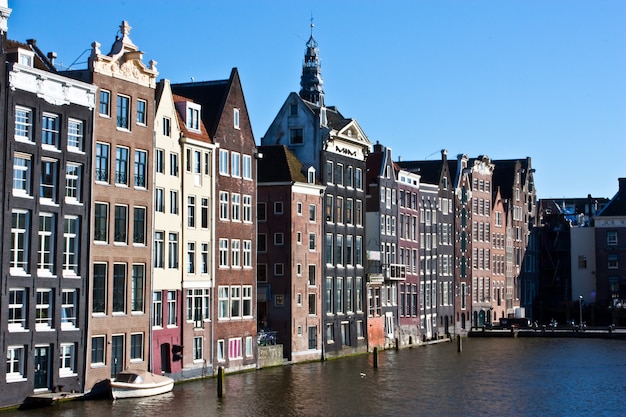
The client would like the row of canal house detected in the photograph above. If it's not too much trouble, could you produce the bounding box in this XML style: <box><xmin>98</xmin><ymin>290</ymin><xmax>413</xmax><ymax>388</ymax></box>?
<box><xmin>0</xmin><ymin>3</ymin><xmax>540</xmax><ymax>406</ymax></box>
<box><xmin>0</xmin><ymin>9</ymin><xmax>258</xmax><ymax>406</ymax></box>
<box><xmin>258</xmin><ymin>25</ymin><xmax>538</xmax><ymax>359</ymax></box>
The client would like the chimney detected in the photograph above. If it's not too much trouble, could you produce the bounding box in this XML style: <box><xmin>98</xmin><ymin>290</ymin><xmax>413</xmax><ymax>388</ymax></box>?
<box><xmin>619</xmin><ymin>178</ymin><xmax>626</xmax><ymax>192</ymax></box>
<box><xmin>47</xmin><ymin>51</ymin><xmax>57</xmax><ymax>65</ymax></box>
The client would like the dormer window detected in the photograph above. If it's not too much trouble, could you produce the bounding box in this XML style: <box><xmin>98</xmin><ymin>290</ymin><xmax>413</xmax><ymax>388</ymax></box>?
<box><xmin>187</xmin><ymin>104</ymin><xmax>200</xmax><ymax>131</ymax></box>
<box><xmin>234</xmin><ymin>108</ymin><xmax>240</xmax><ymax>129</ymax></box>
<box><xmin>18</xmin><ymin>49</ymin><xmax>34</xmax><ymax>67</ymax></box>
<box><xmin>307</xmin><ymin>167</ymin><xmax>315</xmax><ymax>184</ymax></box>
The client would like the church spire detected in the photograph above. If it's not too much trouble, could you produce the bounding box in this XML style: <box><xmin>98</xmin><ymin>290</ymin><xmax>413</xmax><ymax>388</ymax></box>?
<box><xmin>299</xmin><ymin>16</ymin><xmax>324</xmax><ymax>106</ymax></box>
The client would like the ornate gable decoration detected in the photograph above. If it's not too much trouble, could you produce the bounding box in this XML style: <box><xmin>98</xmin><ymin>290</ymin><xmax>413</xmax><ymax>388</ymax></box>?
<box><xmin>325</xmin><ymin>119</ymin><xmax>371</xmax><ymax>161</ymax></box>
<box><xmin>472</xmin><ymin>156</ymin><xmax>495</xmax><ymax>176</ymax></box>
<box><xmin>90</xmin><ymin>21</ymin><xmax>158</xmax><ymax>88</ymax></box>
<box><xmin>10</xmin><ymin>63</ymin><xmax>96</xmax><ymax>108</ymax></box>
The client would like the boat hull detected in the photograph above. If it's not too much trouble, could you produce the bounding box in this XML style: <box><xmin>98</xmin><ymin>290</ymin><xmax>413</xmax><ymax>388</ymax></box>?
<box><xmin>110</xmin><ymin>371</ymin><xmax>174</xmax><ymax>400</ymax></box>
<box><xmin>111</xmin><ymin>380</ymin><xmax>174</xmax><ymax>399</ymax></box>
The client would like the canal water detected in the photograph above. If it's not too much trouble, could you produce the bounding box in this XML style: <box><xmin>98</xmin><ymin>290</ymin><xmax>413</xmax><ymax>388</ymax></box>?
<box><xmin>9</xmin><ymin>338</ymin><xmax>626</xmax><ymax>417</ymax></box>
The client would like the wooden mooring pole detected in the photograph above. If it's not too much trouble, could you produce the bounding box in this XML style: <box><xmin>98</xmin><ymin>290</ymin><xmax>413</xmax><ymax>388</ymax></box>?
<box><xmin>373</xmin><ymin>347</ymin><xmax>378</xmax><ymax>368</ymax></box>
<box><xmin>457</xmin><ymin>335</ymin><xmax>462</xmax><ymax>353</ymax></box>
<box><xmin>217</xmin><ymin>366</ymin><xmax>225</xmax><ymax>398</ymax></box>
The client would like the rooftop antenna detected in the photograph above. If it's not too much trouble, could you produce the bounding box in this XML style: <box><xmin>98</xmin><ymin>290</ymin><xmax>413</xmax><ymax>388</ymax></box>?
<box><xmin>63</xmin><ymin>47</ymin><xmax>91</xmax><ymax>70</ymax></box>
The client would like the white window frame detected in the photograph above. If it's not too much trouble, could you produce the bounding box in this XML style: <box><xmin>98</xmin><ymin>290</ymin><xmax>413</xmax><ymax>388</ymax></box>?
<box><xmin>231</xmin><ymin>152</ymin><xmax>241</xmax><ymax>178</ymax></box>
<box><xmin>12</xmin><ymin>153</ymin><xmax>32</xmax><ymax>197</ymax></box>
<box><xmin>231</xmin><ymin>239</ymin><xmax>241</xmax><ymax>268</ymax></box>
<box><xmin>187</xmin><ymin>242</ymin><xmax>196</xmax><ymax>273</ymax></box>
<box><xmin>234</xmin><ymin>108</ymin><xmax>240</xmax><ymax>129</ymax></box>
<box><xmin>8</xmin><ymin>289</ymin><xmax>26</xmax><ymax>331</ymax></box>
<box><xmin>187</xmin><ymin>104</ymin><xmax>200</xmax><ymax>131</ymax></box>
<box><xmin>219</xmin><ymin>239</ymin><xmax>229</xmax><ymax>267</ymax></box>
<box><xmin>6</xmin><ymin>346</ymin><xmax>26</xmax><ymax>382</ymax></box>
<box><xmin>243</xmin><ymin>154</ymin><xmax>252</xmax><ymax>179</ymax></box>
<box><xmin>168</xmin><ymin>233</ymin><xmax>179</xmax><ymax>269</ymax></box>
<box><xmin>219</xmin><ymin>191</ymin><xmax>229</xmax><ymax>220</ymax></box>
<box><xmin>231</xmin><ymin>193</ymin><xmax>241</xmax><ymax>221</ymax></box>
<box><xmin>67</xmin><ymin>118</ymin><xmax>84</xmax><ymax>152</ymax></box>
<box><xmin>228</xmin><ymin>338</ymin><xmax>242</xmax><ymax>360</ymax></box>
<box><xmin>217</xmin><ymin>339</ymin><xmax>225</xmax><ymax>362</ymax></box>
<box><xmin>65</xmin><ymin>163</ymin><xmax>81</xmax><ymax>203</ymax></box>
<box><xmin>59</xmin><ymin>343</ymin><xmax>76</xmax><ymax>377</ymax></box>
<box><xmin>63</xmin><ymin>216</ymin><xmax>79</xmax><ymax>276</ymax></box>
<box><xmin>167</xmin><ymin>291</ymin><xmax>177</xmax><ymax>326</ymax></box>
<box><xmin>35</xmin><ymin>288</ymin><xmax>53</xmax><ymax>330</ymax></box>
<box><xmin>42</xmin><ymin>112</ymin><xmax>60</xmax><ymax>149</ymax></box>
<box><xmin>15</xmin><ymin>106</ymin><xmax>33</xmax><ymax>142</ymax></box>
<box><xmin>243</xmin><ymin>195</ymin><xmax>252</xmax><ymax>222</ymax></box>
<box><xmin>243</xmin><ymin>240</ymin><xmax>252</xmax><ymax>268</ymax></box>
<box><xmin>193</xmin><ymin>336</ymin><xmax>203</xmax><ymax>361</ymax></box>
<box><xmin>37</xmin><ymin>213</ymin><xmax>54</xmax><ymax>275</ymax></box>
<box><xmin>219</xmin><ymin>149</ymin><xmax>229</xmax><ymax>175</ymax></box>
<box><xmin>61</xmin><ymin>289</ymin><xmax>77</xmax><ymax>330</ymax></box>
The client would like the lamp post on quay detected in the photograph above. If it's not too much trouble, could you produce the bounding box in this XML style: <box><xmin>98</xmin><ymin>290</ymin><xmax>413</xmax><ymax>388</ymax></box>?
<box><xmin>579</xmin><ymin>295</ymin><xmax>583</xmax><ymax>330</ymax></box>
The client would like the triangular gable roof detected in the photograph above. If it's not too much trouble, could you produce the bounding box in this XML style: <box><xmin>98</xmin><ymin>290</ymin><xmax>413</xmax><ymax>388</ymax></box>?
<box><xmin>155</xmin><ymin>78</ymin><xmax>182</xmax><ymax>133</ymax></box>
<box><xmin>171</xmin><ymin>78</ymin><xmax>229</xmax><ymax>138</ymax></box>
<box><xmin>598</xmin><ymin>179</ymin><xmax>626</xmax><ymax>217</ymax></box>
<box><xmin>334</xmin><ymin>118</ymin><xmax>371</xmax><ymax>147</ymax></box>
<box><xmin>172</xmin><ymin>68</ymin><xmax>247</xmax><ymax>143</ymax></box>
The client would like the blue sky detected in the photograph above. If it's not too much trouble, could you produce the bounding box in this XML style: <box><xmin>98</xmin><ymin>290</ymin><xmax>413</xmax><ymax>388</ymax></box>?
<box><xmin>7</xmin><ymin>0</ymin><xmax>626</xmax><ymax>199</ymax></box>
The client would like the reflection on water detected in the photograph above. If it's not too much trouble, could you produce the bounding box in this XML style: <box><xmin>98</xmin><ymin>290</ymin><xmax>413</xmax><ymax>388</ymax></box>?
<box><xmin>9</xmin><ymin>338</ymin><xmax>626</xmax><ymax>417</ymax></box>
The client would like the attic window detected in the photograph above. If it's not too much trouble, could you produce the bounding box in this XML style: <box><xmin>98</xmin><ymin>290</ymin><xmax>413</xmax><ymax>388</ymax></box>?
<box><xmin>290</xmin><ymin>104</ymin><xmax>298</xmax><ymax>116</ymax></box>
<box><xmin>18</xmin><ymin>49</ymin><xmax>34</xmax><ymax>67</ymax></box>
<box><xmin>290</xmin><ymin>128</ymin><xmax>303</xmax><ymax>145</ymax></box>
<box><xmin>187</xmin><ymin>104</ymin><xmax>200</xmax><ymax>131</ymax></box>
<box><xmin>234</xmin><ymin>108</ymin><xmax>240</xmax><ymax>129</ymax></box>
<box><xmin>307</xmin><ymin>167</ymin><xmax>315</xmax><ymax>184</ymax></box>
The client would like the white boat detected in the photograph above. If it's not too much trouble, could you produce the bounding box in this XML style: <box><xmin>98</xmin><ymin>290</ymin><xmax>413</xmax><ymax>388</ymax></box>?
<box><xmin>110</xmin><ymin>370</ymin><xmax>174</xmax><ymax>400</ymax></box>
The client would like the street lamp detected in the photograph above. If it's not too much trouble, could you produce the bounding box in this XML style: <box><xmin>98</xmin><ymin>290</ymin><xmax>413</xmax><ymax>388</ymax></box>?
<box><xmin>579</xmin><ymin>295</ymin><xmax>583</xmax><ymax>329</ymax></box>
